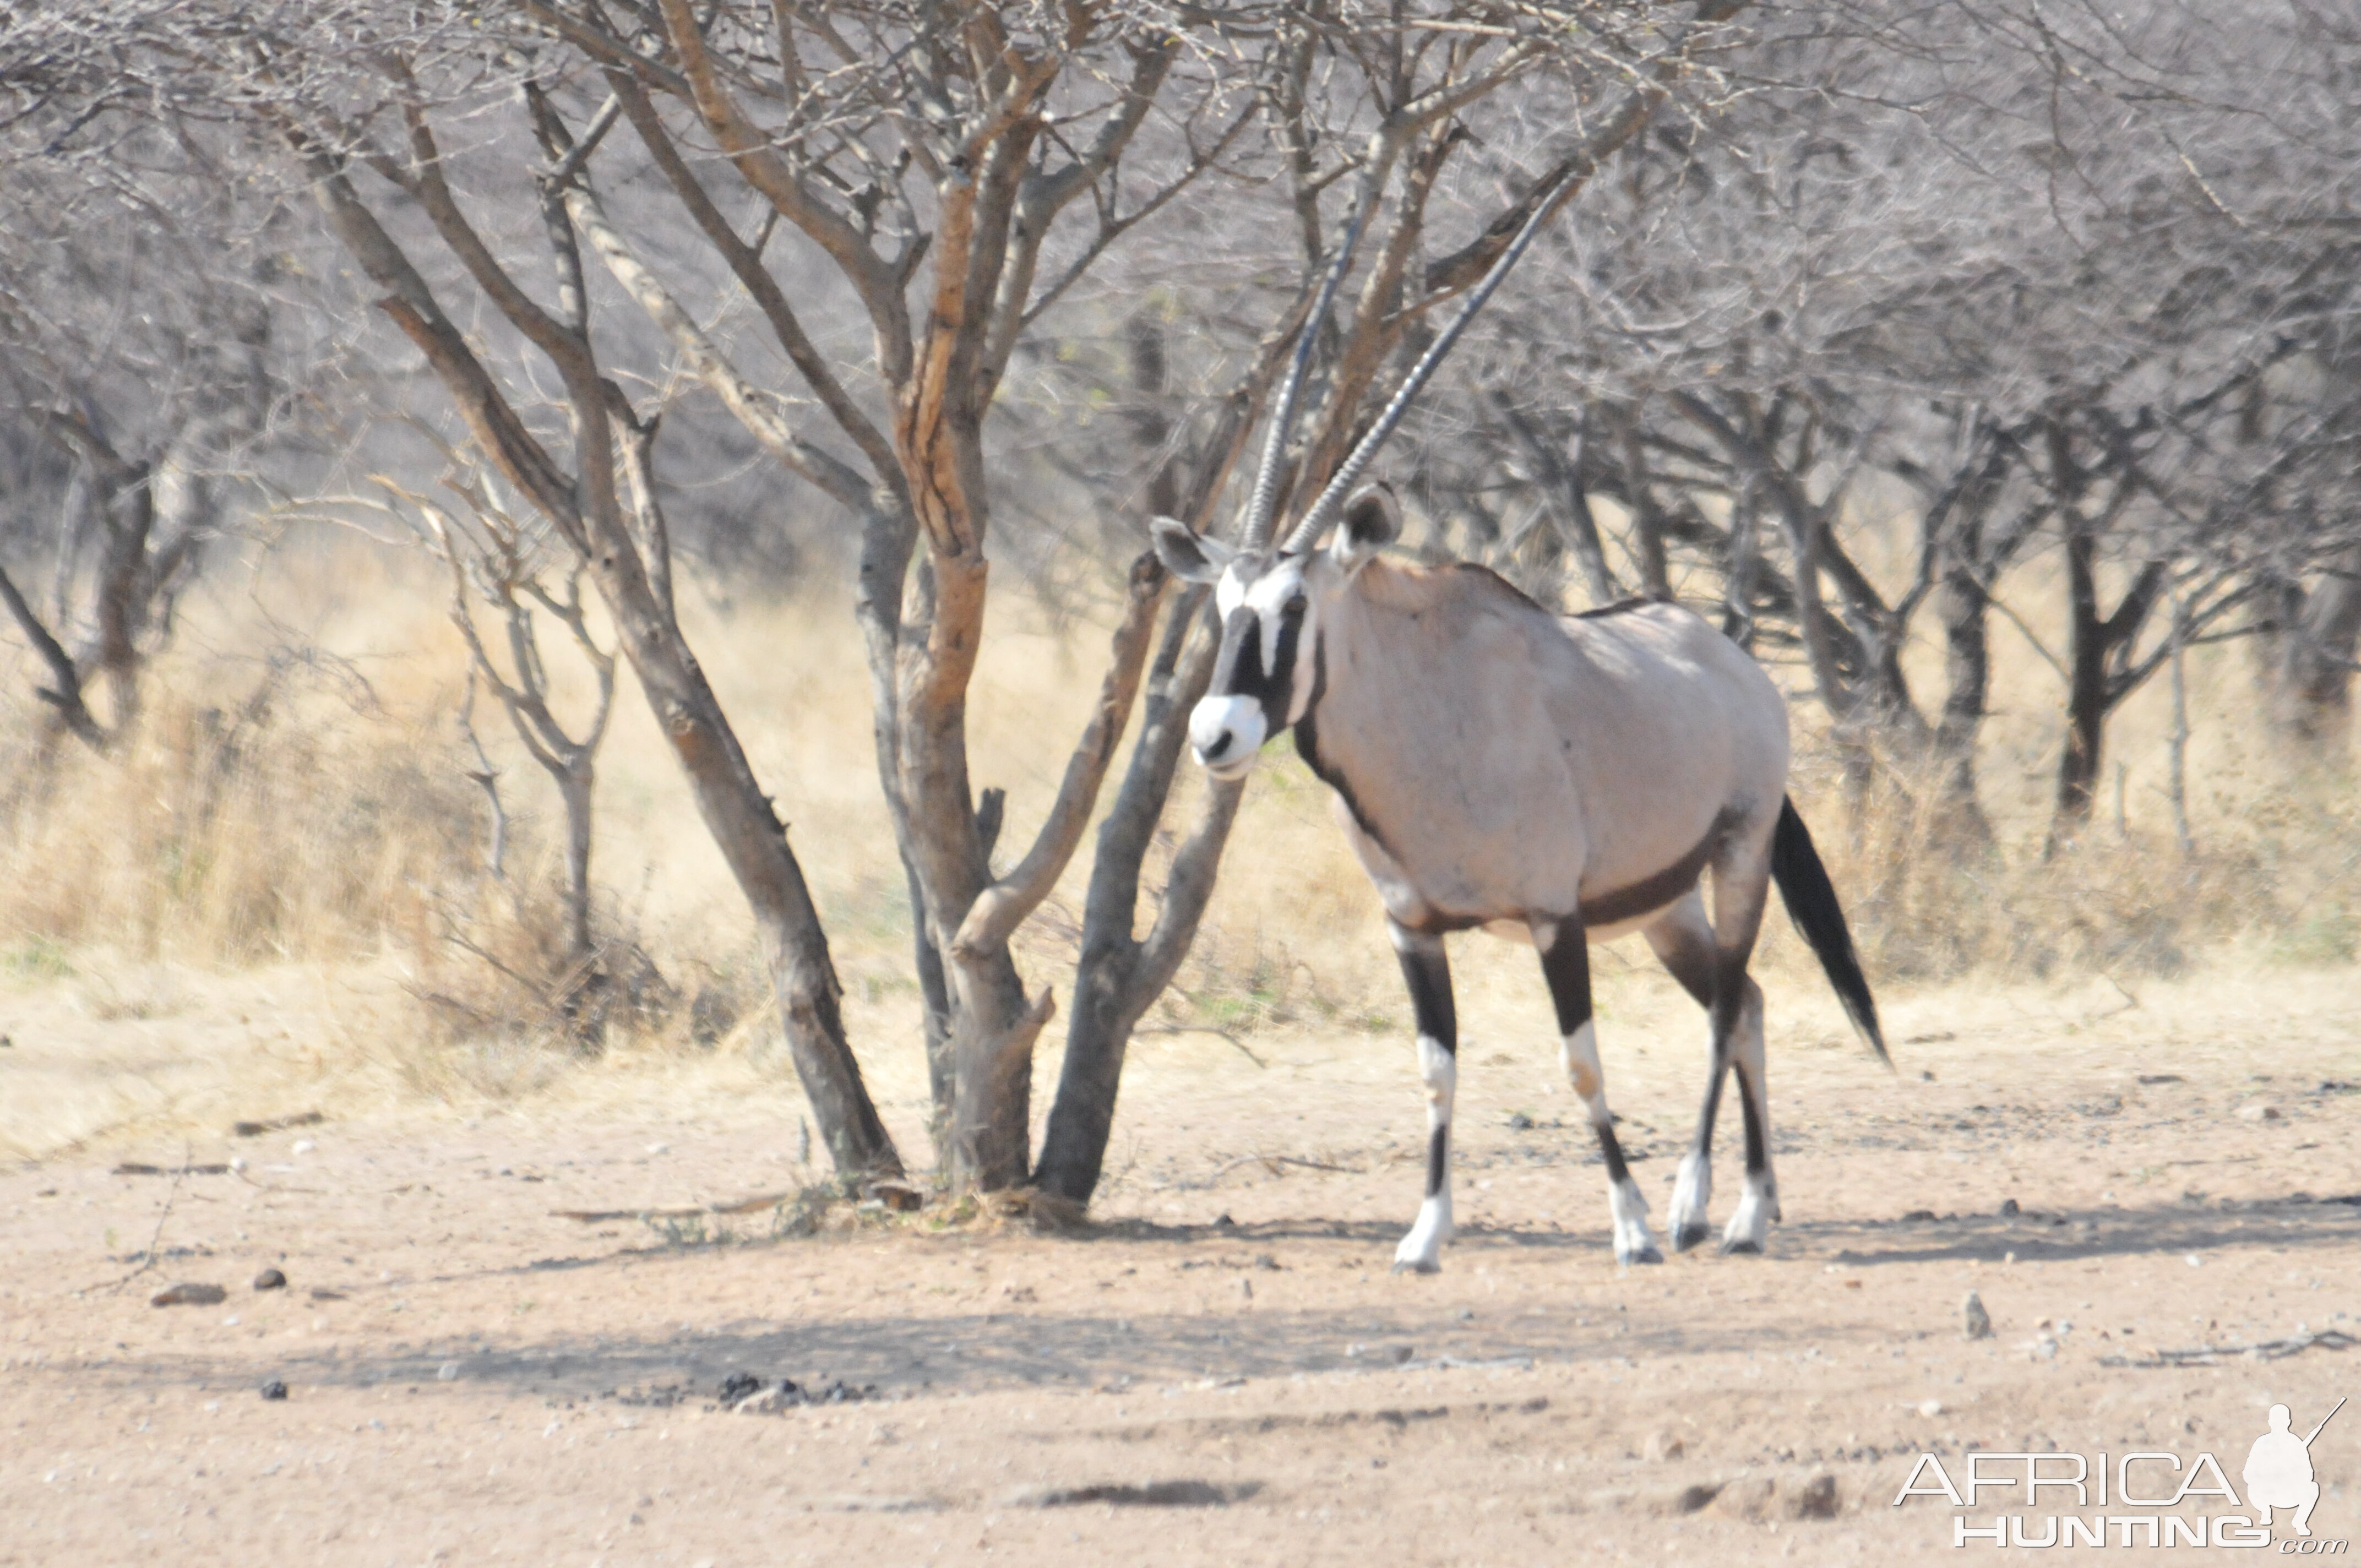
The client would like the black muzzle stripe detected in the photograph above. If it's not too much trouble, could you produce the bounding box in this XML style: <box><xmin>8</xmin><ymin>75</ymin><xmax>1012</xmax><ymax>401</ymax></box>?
<box><xmin>1210</xmin><ymin>601</ymin><xmax>1305</xmax><ymax>734</ymax></box>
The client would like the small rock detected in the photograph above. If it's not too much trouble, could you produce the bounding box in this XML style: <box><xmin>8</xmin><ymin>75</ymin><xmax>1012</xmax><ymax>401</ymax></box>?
<box><xmin>1708</xmin><ymin>1477</ymin><xmax>1777</xmax><ymax>1520</ymax></box>
<box><xmin>1506</xmin><ymin>1112</ymin><xmax>1535</xmax><ymax>1130</ymax></box>
<box><xmin>151</xmin><ymin>1283</ymin><xmax>227</xmax><ymax>1308</ymax></box>
<box><xmin>259</xmin><ymin>1379</ymin><xmax>287</xmax><ymax>1401</ymax></box>
<box><xmin>1642</xmin><ymin>1430</ymin><xmax>1686</xmax><ymax>1462</ymax></box>
<box><xmin>2237</xmin><ymin>1103</ymin><xmax>2281</xmax><ymax>1123</ymax></box>
<box><xmin>2029</xmin><ymin>1334</ymin><xmax>2060</xmax><ymax>1360</ymax></box>
<box><xmin>1238</xmin><ymin>1277</ymin><xmax>1253</xmax><ymax>1300</ymax></box>
<box><xmin>1782</xmin><ymin>1473</ymin><xmax>1841</xmax><ymax>1520</ymax></box>
<box><xmin>717</xmin><ymin>1371</ymin><xmax>763</xmax><ymax>1405</ymax></box>
<box><xmin>1452</xmin><ymin>1308</ymin><xmax>1473</xmax><ymax>1320</ymax></box>
<box><xmin>1999</xmin><ymin>1197</ymin><xmax>2020</xmax><ymax>1217</ymax></box>
<box><xmin>307</xmin><ymin>1288</ymin><xmax>347</xmax><ymax>1302</ymax></box>
<box><xmin>1962</xmin><ymin>1292</ymin><xmax>1992</xmax><ymax>1339</ymax></box>
<box><xmin>1902</xmin><ymin>1209</ymin><xmax>1938</xmax><ymax>1223</ymax></box>
<box><xmin>1917</xmin><ymin>1398</ymin><xmax>1943</xmax><ymax>1417</ymax></box>
<box><xmin>1657</xmin><ymin>1482</ymin><xmax>1721</xmax><ymax>1517</ymax></box>
<box><xmin>253</xmin><ymin>1268</ymin><xmax>287</xmax><ymax>1292</ymax></box>
<box><xmin>438</xmin><ymin>1362</ymin><xmax>460</xmax><ymax>1381</ymax></box>
<box><xmin>291</xmin><ymin>1139</ymin><xmax>317</xmax><ymax>1155</ymax></box>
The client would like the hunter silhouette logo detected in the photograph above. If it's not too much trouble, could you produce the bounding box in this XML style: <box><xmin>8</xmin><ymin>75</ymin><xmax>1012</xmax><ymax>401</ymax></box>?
<box><xmin>2249</xmin><ymin>1399</ymin><xmax>2344</xmax><ymax>1539</ymax></box>
<box><xmin>1893</xmin><ymin>1391</ymin><xmax>2348</xmax><ymax>1550</ymax></box>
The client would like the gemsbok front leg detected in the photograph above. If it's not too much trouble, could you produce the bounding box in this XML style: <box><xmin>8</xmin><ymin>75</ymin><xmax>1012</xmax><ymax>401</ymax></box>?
<box><xmin>1389</xmin><ymin>920</ymin><xmax>1457</xmax><ymax>1273</ymax></box>
<box><xmin>1537</xmin><ymin>916</ymin><xmax>1662</xmax><ymax>1265</ymax></box>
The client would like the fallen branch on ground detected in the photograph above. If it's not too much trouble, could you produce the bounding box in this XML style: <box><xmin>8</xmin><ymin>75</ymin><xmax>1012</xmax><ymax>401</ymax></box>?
<box><xmin>231</xmin><ymin>1111</ymin><xmax>324</xmax><ymax>1137</ymax></box>
<box><xmin>2101</xmin><ymin>1329</ymin><xmax>2354</xmax><ymax>1368</ymax></box>
<box><xmin>552</xmin><ymin>1190</ymin><xmax>795</xmax><ymax>1222</ymax></box>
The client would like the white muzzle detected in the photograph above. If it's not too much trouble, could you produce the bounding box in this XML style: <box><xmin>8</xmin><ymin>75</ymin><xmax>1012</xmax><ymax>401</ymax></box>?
<box><xmin>1189</xmin><ymin>695</ymin><xmax>1265</xmax><ymax>779</ymax></box>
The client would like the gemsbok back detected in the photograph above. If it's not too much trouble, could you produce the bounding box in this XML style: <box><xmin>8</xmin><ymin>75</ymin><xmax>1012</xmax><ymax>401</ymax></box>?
<box><xmin>1152</xmin><ymin>173</ymin><xmax>1890</xmax><ymax>1271</ymax></box>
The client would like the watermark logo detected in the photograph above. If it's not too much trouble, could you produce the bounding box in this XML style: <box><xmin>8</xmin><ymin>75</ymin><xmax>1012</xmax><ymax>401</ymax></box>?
<box><xmin>1893</xmin><ymin>1395</ymin><xmax>2346</xmax><ymax>1551</ymax></box>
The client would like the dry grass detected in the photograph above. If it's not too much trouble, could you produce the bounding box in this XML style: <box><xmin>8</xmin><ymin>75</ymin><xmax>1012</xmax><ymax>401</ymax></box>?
<box><xmin>0</xmin><ymin>530</ymin><xmax>2353</xmax><ymax>1152</ymax></box>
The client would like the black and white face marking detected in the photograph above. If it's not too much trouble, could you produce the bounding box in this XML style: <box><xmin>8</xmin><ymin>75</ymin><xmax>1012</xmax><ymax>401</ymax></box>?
<box><xmin>1187</xmin><ymin>552</ymin><xmax>1319</xmax><ymax>780</ymax></box>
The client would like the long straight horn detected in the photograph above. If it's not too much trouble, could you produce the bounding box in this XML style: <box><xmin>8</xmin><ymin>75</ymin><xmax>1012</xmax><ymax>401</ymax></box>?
<box><xmin>1239</xmin><ymin>141</ymin><xmax>1391</xmax><ymax>549</ymax></box>
<box><xmin>1283</xmin><ymin>164</ymin><xmax>1580</xmax><ymax>554</ymax></box>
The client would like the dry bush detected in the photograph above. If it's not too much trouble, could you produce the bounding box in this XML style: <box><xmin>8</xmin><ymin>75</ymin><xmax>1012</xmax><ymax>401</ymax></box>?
<box><xmin>0</xmin><ymin>657</ymin><xmax>469</xmax><ymax>968</ymax></box>
<box><xmin>3</xmin><ymin>531</ymin><xmax>2351</xmax><ymax>1130</ymax></box>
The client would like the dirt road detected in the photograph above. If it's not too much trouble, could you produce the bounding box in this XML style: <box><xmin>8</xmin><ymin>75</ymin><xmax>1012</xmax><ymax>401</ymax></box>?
<box><xmin>4</xmin><ymin>967</ymin><xmax>2357</xmax><ymax>1564</ymax></box>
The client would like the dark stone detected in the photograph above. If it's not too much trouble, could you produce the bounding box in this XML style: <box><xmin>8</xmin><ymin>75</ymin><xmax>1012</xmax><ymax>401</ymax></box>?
<box><xmin>151</xmin><ymin>1283</ymin><xmax>227</xmax><ymax>1307</ymax></box>
<box><xmin>717</xmin><ymin>1371</ymin><xmax>764</xmax><ymax>1404</ymax></box>
<box><xmin>253</xmin><ymin>1268</ymin><xmax>287</xmax><ymax>1291</ymax></box>
<box><xmin>259</xmin><ymin>1380</ymin><xmax>288</xmax><ymax>1401</ymax></box>
<box><xmin>1784</xmin><ymin>1473</ymin><xmax>1840</xmax><ymax>1520</ymax></box>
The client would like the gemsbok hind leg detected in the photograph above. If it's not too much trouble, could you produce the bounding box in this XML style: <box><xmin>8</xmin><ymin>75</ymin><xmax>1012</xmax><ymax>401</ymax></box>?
<box><xmin>1643</xmin><ymin>891</ymin><xmax>1724</xmax><ymax>1254</ymax></box>
<box><xmin>1706</xmin><ymin>835</ymin><xmax>1780</xmax><ymax>1255</ymax></box>
<box><xmin>1389</xmin><ymin>921</ymin><xmax>1457</xmax><ymax>1273</ymax></box>
<box><xmin>1537</xmin><ymin>916</ymin><xmax>1661</xmax><ymax>1265</ymax></box>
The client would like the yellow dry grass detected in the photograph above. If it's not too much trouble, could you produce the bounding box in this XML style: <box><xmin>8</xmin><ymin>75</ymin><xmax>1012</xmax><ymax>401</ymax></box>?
<box><xmin>0</xmin><ymin>526</ymin><xmax>2352</xmax><ymax>1160</ymax></box>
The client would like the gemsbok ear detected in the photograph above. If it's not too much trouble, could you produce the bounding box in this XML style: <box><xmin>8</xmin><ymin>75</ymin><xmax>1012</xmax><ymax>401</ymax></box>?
<box><xmin>1332</xmin><ymin>483</ymin><xmax>1402</xmax><ymax>568</ymax></box>
<box><xmin>1149</xmin><ymin>516</ymin><xmax>1233</xmax><ymax>584</ymax></box>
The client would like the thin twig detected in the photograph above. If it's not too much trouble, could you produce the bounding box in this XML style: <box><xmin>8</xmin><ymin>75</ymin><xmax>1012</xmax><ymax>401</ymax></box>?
<box><xmin>1136</xmin><ymin>1023</ymin><xmax>1266</xmax><ymax>1068</ymax></box>
<box><xmin>101</xmin><ymin>1144</ymin><xmax>188</xmax><ymax>1294</ymax></box>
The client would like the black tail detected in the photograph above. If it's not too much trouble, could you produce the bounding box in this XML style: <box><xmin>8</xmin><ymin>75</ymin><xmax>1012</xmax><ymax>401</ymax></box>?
<box><xmin>1769</xmin><ymin>797</ymin><xmax>1890</xmax><ymax>1066</ymax></box>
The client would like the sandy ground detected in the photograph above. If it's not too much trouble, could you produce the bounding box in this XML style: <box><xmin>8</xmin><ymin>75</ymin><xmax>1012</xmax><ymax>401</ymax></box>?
<box><xmin>3</xmin><ymin>962</ymin><xmax>2359</xmax><ymax>1565</ymax></box>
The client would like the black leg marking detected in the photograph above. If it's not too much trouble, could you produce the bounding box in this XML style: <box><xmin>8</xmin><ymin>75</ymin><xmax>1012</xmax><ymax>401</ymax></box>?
<box><xmin>1539</xmin><ymin>923</ymin><xmax>1592</xmax><ymax>1038</ymax></box>
<box><xmin>1397</xmin><ymin>937</ymin><xmax>1457</xmax><ymax>1053</ymax></box>
<box><xmin>1391</xmin><ymin>925</ymin><xmax>1458</xmax><ymax>1273</ymax></box>
<box><xmin>1541</xmin><ymin>919</ymin><xmax>1660</xmax><ymax>1266</ymax></box>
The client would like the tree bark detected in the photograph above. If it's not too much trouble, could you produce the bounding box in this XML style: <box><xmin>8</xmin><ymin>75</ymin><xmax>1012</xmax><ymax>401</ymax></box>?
<box><xmin>2282</xmin><ymin>547</ymin><xmax>2361</xmax><ymax>750</ymax></box>
<box><xmin>2053</xmin><ymin>526</ymin><xmax>2109</xmax><ymax>834</ymax></box>
<box><xmin>1034</xmin><ymin>591</ymin><xmax>1218</xmax><ymax>1202</ymax></box>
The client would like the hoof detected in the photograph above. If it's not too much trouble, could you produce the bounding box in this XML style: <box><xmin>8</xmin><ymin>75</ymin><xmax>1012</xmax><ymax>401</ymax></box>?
<box><xmin>1717</xmin><ymin>1238</ymin><xmax>1764</xmax><ymax>1256</ymax></box>
<box><xmin>1391</xmin><ymin>1259</ymin><xmax>1441</xmax><ymax>1276</ymax></box>
<box><xmin>1617</xmin><ymin>1245</ymin><xmax>1665</xmax><ymax>1267</ymax></box>
<box><xmin>1672</xmin><ymin>1222</ymin><xmax>1710</xmax><ymax>1254</ymax></box>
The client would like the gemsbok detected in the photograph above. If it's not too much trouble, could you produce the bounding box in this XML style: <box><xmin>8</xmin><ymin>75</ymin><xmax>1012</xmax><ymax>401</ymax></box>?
<box><xmin>1153</xmin><ymin>169</ymin><xmax>1890</xmax><ymax>1271</ymax></box>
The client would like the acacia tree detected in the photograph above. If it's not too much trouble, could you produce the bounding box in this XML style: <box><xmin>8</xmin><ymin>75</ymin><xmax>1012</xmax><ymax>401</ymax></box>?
<box><xmin>1411</xmin><ymin>0</ymin><xmax>2361</xmax><ymax>855</ymax></box>
<box><xmin>0</xmin><ymin>130</ymin><xmax>281</xmax><ymax>754</ymax></box>
<box><xmin>23</xmin><ymin>11</ymin><xmax>921</xmax><ymax>1179</ymax></box>
<box><xmin>488</xmin><ymin>0</ymin><xmax>1748</xmax><ymax>1196</ymax></box>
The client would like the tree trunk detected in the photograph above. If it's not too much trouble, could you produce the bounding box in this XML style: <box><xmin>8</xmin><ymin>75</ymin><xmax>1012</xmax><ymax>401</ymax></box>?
<box><xmin>2052</xmin><ymin>529</ymin><xmax>2110</xmax><ymax>841</ymax></box>
<box><xmin>2282</xmin><ymin>547</ymin><xmax>2361</xmax><ymax>750</ymax></box>
<box><xmin>1035</xmin><ymin>592</ymin><xmax>1216</xmax><ymax>1202</ymax></box>
<box><xmin>559</xmin><ymin>763</ymin><xmax>595</xmax><ymax>962</ymax></box>
<box><xmin>1931</xmin><ymin>518</ymin><xmax>1995</xmax><ymax>843</ymax></box>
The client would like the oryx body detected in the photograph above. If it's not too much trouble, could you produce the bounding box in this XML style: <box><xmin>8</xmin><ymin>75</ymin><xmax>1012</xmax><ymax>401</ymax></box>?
<box><xmin>1156</xmin><ymin>492</ymin><xmax>1886</xmax><ymax>1270</ymax></box>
